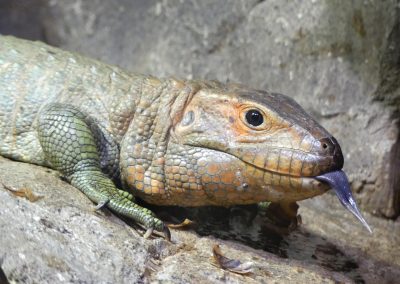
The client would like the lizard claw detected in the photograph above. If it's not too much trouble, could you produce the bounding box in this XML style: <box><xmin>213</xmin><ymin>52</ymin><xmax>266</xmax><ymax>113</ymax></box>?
<box><xmin>142</xmin><ymin>225</ymin><xmax>171</xmax><ymax>241</ymax></box>
<box><xmin>95</xmin><ymin>199</ymin><xmax>109</xmax><ymax>210</ymax></box>
<box><xmin>143</xmin><ymin>228</ymin><xmax>154</xmax><ymax>239</ymax></box>
<box><xmin>163</xmin><ymin>226</ymin><xmax>171</xmax><ymax>242</ymax></box>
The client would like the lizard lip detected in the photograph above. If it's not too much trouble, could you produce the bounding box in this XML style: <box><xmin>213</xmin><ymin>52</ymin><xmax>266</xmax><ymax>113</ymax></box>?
<box><xmin>315</xmin><ymin>170</ymin><xmax>372</xmax><ymax>233</ymax></box>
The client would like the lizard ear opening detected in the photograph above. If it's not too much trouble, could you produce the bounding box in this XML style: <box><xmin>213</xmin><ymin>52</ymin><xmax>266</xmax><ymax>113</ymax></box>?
<box><xmin>181</xmin><ymin>110</ymin><xmax>195</xmax><ymax>126</ymax></box>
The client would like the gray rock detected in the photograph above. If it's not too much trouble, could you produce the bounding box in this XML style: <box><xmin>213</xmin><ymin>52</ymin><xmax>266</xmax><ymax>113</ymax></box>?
<box><xmin>1</xmin><ymin>156</ymin><xmax>399</xmax><ymax>283</ymax></box>
<box><xmin>0</xmin><ymin>157</ymin><xmax>152</xmax><ymax>283</ymax></box>
<box><xmin>0</xmin><ymin>0</ymin><xmax>47</xmax><ymax>41</ymax></box>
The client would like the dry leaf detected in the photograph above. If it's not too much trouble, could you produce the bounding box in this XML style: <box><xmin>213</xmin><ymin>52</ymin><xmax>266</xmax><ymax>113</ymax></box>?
<box><xmin>2</xmin><ymin>182</ymin><xmax>43</xmax><ymax>202</ymax></box>
<box><xmin>212</xmin><ymin>244</ymin><xmax>253</xmax><ymax>275</ymax></box>
<box><xmin>167</xmin><ymin>218</ymin><xmax>195</xmax><ymax>229</ymax></box>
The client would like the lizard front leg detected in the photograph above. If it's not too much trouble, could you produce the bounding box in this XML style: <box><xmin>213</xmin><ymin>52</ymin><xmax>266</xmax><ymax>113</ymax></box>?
<box><xmin>37</xmin><ymin>104</ymin><xmax>170</xmax><ymax>240</ymax></box>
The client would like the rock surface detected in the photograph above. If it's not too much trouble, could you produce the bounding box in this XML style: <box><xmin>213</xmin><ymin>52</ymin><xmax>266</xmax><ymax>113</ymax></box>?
<box><xmin>1</xmin><ymin>156</ymin><xmax>399</xmax><ymax>283</ymax></box>
<box><xmin>3</xmin><ymin>0</ymin><xmax>397</xmax><ymax>218</ymax></box>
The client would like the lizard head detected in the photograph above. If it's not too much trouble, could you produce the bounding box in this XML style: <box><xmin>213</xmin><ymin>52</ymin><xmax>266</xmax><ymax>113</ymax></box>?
<box><xmin>169</xmin><ymin>82</ymin><xmax>343</xmax><ymax>204</ymax></box>
<box><xmin>121</xmin><ymin>78</ymin><xmax>370</xmax><ymax>231</ymax></box>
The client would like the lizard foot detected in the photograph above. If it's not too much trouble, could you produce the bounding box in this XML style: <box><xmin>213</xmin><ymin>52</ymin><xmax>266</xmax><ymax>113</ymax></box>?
<box><xmin>106</xmin><ymin>195</ymin><xmax>171</xmax><ymax>240</ymax></box>
<box><xmin>138</xmin><ymin>222</ymin><xmax>171</xmax><ymax>241</ymax></box>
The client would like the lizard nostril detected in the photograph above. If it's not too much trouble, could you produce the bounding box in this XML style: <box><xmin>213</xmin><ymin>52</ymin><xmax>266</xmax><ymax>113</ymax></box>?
<box><xmin>319</xmin><ymin>137</ymin><xmax>335</xmax><ymax>153</ymax></box>
<box><xmin>319</xmin><ymin>137</ymin><xmax>344</xmax><ymax>170</ymax></box>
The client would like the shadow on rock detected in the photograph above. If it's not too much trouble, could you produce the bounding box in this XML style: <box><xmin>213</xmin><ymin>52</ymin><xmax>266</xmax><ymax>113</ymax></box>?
<box><xmin>147</xmin><ymin>203</ymin><xmax>400</xmax><ymax>284</ymax></box>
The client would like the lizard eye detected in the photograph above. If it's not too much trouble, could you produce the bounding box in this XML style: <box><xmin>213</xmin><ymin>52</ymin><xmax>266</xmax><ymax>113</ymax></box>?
<box><xmin>245</xmin><ymin>109</ymin><xmax>264</xmax><ymax>127</ymax></box>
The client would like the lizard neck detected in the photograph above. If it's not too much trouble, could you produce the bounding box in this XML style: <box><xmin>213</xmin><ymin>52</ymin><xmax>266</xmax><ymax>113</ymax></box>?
<box><xmin>119</xmin><ymin>78</ymin><xmax>199</xmax><ymax>195</ymax></box>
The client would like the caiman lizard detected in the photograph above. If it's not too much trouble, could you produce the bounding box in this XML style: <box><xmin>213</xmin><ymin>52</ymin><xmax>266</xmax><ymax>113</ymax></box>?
<box><xmin>0</xmin><ymin>36</ymin><xmax>371</xmax><ymax>239</ymax></box>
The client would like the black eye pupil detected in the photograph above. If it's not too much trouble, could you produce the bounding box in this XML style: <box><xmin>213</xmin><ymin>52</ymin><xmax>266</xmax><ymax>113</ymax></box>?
<box><xmin>245</xmin><ymin>109</ymin><xmax>264</xmax><ymax>126</ymax></box>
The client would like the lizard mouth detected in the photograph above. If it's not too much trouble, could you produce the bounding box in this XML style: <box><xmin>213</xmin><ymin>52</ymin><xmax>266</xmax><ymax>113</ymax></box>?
<box><xmin>315</xmin><ymin>170</ymin><xmax>372</xmax><ymax>233</ymax></box>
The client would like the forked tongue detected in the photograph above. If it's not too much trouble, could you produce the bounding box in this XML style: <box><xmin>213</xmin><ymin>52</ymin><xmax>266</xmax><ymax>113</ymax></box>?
<box><xmin>316</xmin><ymin>170</ymin><xmax>372</xmax><ymax>233</ymax></box>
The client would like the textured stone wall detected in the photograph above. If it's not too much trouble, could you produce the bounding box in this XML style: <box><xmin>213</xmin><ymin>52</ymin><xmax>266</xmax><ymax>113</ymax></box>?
<box><xmin>1</xmin><ymin>0</ymin><xmax>399</xmax><ymax>218</ymax></box>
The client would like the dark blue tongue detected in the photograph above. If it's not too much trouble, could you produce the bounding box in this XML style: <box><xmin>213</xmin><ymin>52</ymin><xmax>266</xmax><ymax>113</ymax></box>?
<box><xmin>316</xmin><ymin>170</ymin><xmax>372</xmax><ymax>233</ymax></box>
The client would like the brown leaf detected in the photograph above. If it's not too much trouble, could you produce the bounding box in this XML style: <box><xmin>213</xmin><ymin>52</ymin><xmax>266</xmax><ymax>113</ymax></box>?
<box><xmin>212</xmin><ymin>245</ymin><xmax>253</xmax><ymax>275</ymax></box>
<box><xmin>167</xmin><ymin>218</ymin><xmax>195</xmax><ymax>229</ymax></box>
<box><xmin>2</xmin><ymin>182</ymin><xmax>43</xmax><ymax>202</ymax></box>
